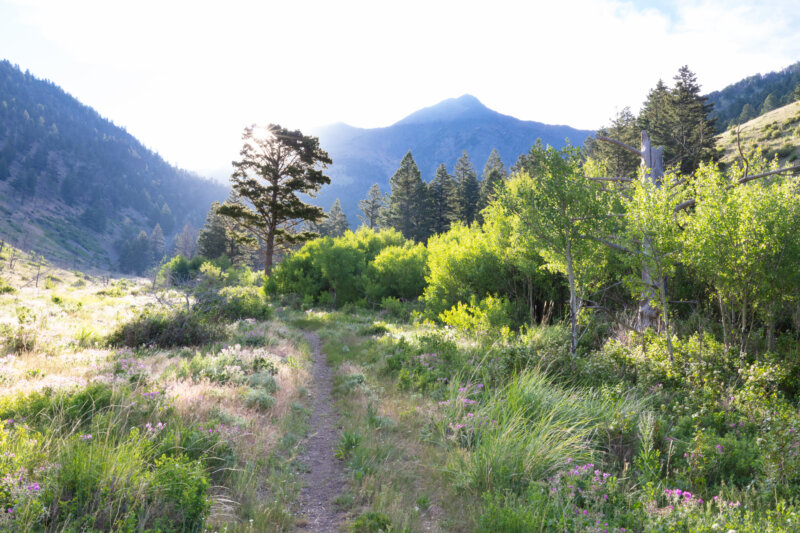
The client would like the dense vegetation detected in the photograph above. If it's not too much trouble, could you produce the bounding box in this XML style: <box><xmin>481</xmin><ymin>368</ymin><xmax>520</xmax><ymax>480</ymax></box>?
<box><xmin>255</xmin><ymin>93</ymin><xmax>800</xmax><ymax>529</ymax></box>
<box><xmin>0</xmin><ymin>60</ymin><xmax>227</xmax><ymax>269</ymax></box>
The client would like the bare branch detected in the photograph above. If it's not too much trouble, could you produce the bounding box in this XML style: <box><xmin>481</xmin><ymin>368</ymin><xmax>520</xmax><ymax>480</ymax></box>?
<box><xmin>578</xmin><ymin>234</ymin><xmax>636</xmax><ymax>254</ymax></box>
<box><xmin>735</xmin><ymin>125</ymin><xmax>750</xmax><ymax>178</ymax></box>
<box><xmin>596</xmin><ymin>135</ymin><xmax>643</xmax><ymax>158</ymax></box>
<box><xmin>733</xmin><ymin>164</ymin><xmax>800</xmax><ymax>186</ymax></box>
<box><xmin>587</xmin><ymin>176</ymin><xmax>634</xmax><ymax>183</ymax></box>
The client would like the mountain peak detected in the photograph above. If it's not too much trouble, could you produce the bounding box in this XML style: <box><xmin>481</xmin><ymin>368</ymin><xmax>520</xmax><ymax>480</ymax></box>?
<box><xmin>394</xmin><ymin>94</ymin><xmax>494</xmax><ymax>126</ymax></box>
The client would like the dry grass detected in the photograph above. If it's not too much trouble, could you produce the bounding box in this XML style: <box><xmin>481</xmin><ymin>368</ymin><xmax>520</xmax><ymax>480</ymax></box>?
<box><xmin>0</xmin><ymin>246</ymin><xmax>315</xmax><ymax>530</ymax></box>
<box><xmin>717</xmin><ymin>100</ymin><xmax>800</xmax><ymax>164</ymax></box>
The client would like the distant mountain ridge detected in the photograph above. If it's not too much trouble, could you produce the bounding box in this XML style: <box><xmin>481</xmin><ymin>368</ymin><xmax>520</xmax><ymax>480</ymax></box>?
<box><xmin>311</xmin><ymin>95</ymin><xmax>593</xmax><ymax>223</ymax></box>
<box><xmin>0</xmin><ymin>60</ymin><xmax>227</xmax><ymax>268</ymax></box>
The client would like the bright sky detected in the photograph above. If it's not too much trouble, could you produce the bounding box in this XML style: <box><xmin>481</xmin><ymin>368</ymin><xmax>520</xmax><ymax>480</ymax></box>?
<box><xmin>1</xmin><ymin>0</ymin><xmax>798</xmax><ymax>178</ymax></box>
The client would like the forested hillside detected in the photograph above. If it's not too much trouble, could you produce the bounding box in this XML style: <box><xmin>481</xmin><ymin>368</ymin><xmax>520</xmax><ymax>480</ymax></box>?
<box><xmin>707</xmin><ymin>60</ymin><xmax>800</xmax><ymax>131</ymax></box>
<box><xmin>0</xmin><ymin>60</ymin><xmax>227</xmax><ymax>270</ymax></box>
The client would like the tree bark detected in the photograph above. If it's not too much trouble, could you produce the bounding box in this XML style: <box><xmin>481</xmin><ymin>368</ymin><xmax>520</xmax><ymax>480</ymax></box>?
<box><xmin>637</xmin><ymin>131</ymin><xmax>664</xmax><ymax>332</ymax></box>
<box><xmin>566</xmin><ymin>236</ymin><xmax>578</xmax><ymax>357</ymax></box>
<box><xmin>265</xmin><ymin>232</ymin><xmax>275</xmax><ymax>277</ymax></box>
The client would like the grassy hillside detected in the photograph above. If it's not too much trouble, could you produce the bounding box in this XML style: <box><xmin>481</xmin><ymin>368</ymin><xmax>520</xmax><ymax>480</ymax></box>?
<box><xmin>717</xmin><ymin>100</ymin><xmax>800</xmax><ymax>165</ymax></box>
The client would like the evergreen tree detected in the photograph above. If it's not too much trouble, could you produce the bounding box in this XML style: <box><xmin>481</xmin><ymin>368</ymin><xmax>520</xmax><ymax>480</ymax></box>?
<box><xmin>428</xmin><ymin>163</ymin><xmax>458</xmax><ymax>235</ymax></box>
<box><xmin>638</xmin><ymin>79</ymin><xmax>672</xmax><ymax>157</ymax></box>
<box><xmin>122</xmin><ymin>230</ymin><xmax>153</xmax><ymax>275</ymax></box>
<box><xmin>738</xmin><ymin>103</ymin><xmax>757</xmax><ymax>124</ymax></box>
<box><xmin>586</xmin><ymin>108</ymin><xmax>640</xmax><ymax>178</ymax></box>
<box><xmin>159</xmin><ymin>203</ymin><xmax>175</xmax><ymax>235</ymax></box>
<box><xmin>217</xmin><ymin>124</ymin><xmax>331</xmax><ymax>275</ymax></box>
<box><xmin>793</xmin><ymin>82</ymin><xmax>800</xmax><ymax>102</ymax></box>
<box><xmin>668</xmin><ymin>66</ymin><xmax>718</xmax><ymax>173</ymax></box>
<box><xmin>197</xmin><ymin>202</ymin><xmax>229</xmax><ymax>259</ymax></box>
<box><xmin>11</xmin><ymin>168</ymin><xmax>37</xmax><ymax>201</ymax></box>
<box><xmin>173</xmin><ymin>223</ymin><xmax>199</xmax><ymax>259</ymax></box>
<box><xmin>454</xmin><ymin>150</ymin><xmax>480</xmax><ymax>224</ymax></box>
<box><xmin>384</xmin><ymin>151</ymin><xmax>428</xmax><ymax>240</ymax></box>
<box><xmin>640</xmin><ymin>67</ymin><xmax>717</xmax><ymax>174</ymax></box>
<box><xmin>320</xmin><ymin>199</ymin><xmax>350</xmax><ymax>237</ymax></box>
<box><xmin>149</xmin><ymin>223</ymin><xmax>165</xmax><ymax>263</ymax></box>
<box><xmin>0</xmin><ymin>157</ymin><xmax>8</xmax><ymax>182</ymax></box>
<box><xmin>760</xmin><ymin>93</ymin><xmax>779</xmax><ymax>114</ymax></box>
<box><xmin>358</xmin><ymin>184</ymin><xmax>384</xmax><ymax>229</ymax></box>
<box><xmin>479</xmin><ymin>148</ymin><xmax>508</xmax><ymax>211</ymax></box>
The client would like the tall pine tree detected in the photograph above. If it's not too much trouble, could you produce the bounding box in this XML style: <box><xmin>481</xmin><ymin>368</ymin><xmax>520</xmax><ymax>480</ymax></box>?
<box><xmin>586</xmin><ymin>108</ymin><xmax>640</xmax><ymax>178</ymax></box>
<box><xmin>668</xmin><ymin>65</ymin><xmax>717</xmax><ymax>173</ymax></box>
<box><xmin>479</xmin><ymin>148</ymin><xmax>508</xmax><ymax>211</ymax></box>
<box><xmin>320</xmin><ymin>199</ymin><xmax>350</xmax><ymax>237</ymax></box>
<box><xmin>428</xmin><ymin>163</ymin><xmax>458</xmax><ymax>235</ymax></box>
<box><xmin>639</xmin><ymin>67</ymin><xmax>718</xmax><ymax>174</ymax></box>
<box><xmin>454</xmin><ymin>150</ymin><xmax>480</xmax><ymax>224</ymax></box>
<box><xmin>149</xmin><ymin>223</ymin><xmax>165</xmax><ymax>263</ymax></box>
<box><xmin>358</xmin><ymin>184</ymin><xmax>384</xmax><ymax>229</ymax></box>
<box><xmin>384</xmin><ymin>151</ymin><xmax>429</xmax><ymax>241</ymax></box>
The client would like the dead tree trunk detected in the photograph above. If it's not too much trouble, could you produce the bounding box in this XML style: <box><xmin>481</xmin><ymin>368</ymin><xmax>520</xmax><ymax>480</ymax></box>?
<box><xmin>638</xmin><ymin>131</ymin><xmax>664</xmax><ymax>332</ymax></box>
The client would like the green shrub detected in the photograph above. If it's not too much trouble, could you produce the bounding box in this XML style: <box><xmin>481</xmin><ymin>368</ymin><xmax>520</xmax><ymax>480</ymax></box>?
<box><xmin>200</xmin><ymin>285</ymin><xmax>272</xmax><ymax>320</ymax></box>
<box><xmin>159</xmin><ymin>255</ymin><xmax>205</xmax><ymax>285</ymax></box>
<box><xmin>269</xmin><ymin>227</ymin><xmax>411</xmax><ymax>307</ymax></box>
<box><xmin>350</xmin><ymin>511</ymin><xmax>392</xmax><ymax>532</ymax></box>
<box><xmin>440</xmin><ymin>295</ymin><xmax>513</xmax><ymax>335</ymax></box>
<box><xmin>380</xmin><ymin>296</ymin><xmax>407</xmax><ymax>320</ymax></box>
<box><xmin>109</xmin><ymin>310</ymin><xmax>226</xmax><ymax>348</ymax></box>
<box><xmin>149</xmin><ymin>454</ymin><xmax>211</xmax><ymax>529</ymax></box>
<box><xmin>248</xmin><ymin>371</ymin><xmax>278</xmax><ymax>393</ymax></box>
<box><xmin>243</xmin><ymin>388</ymin><xmax>275</xmax><ymax>411</ymax></box>
<box><xmin>176</xmin><ymin>348</ymin><xmax>247</xmax><ymax>385</ymax></box>
<box><xmin>0</xmin><ymin>277</ymin><xmax>16</xmax><ymax>294</ymax></box>
<box><xmin>365</xmin><ymin>243</ymin><xmax>428</xmax><ymax>301</ymax></box>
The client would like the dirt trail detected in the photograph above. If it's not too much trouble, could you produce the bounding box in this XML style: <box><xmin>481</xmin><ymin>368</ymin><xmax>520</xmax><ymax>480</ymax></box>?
<box><xmin>297</xmin><ymin>331</ymin><xmax>347</xmax><ymax>532</ymax></box>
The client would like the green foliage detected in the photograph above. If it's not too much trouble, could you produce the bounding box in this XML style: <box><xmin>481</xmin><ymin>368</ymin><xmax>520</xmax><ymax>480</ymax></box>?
<box><xmin>269</xmin><ymin>227</ymin><xmax>418</xmax><ymax>307</ymax></box>
<box><xmin>243</xmin><ymin>388</ymin><xmax>275</xmax><ymax>411</ymax></box>
<box><xmin>318</xmin><ymin>198</ymin><xmax>350</xmax><ymax>237</ymax></box>
<box><xmin>439</xmin><ymin>295</ymin><xmax>513</xmax><ymax>335</ymax></box>
<box><xmin>365</xmin><ymin>243</ymin><xmax>428</xmax><ymax>301</ymax></box>
<box><xmin>159</xmin><ymin>254</ymin><xmax>205</xmax><ymax>285</ymax></box>
<box><xmin>204</xmin><ymin>285</ymin><xmax>272</xmax><ymax>320</ymax></box>
<box><xmin>681</xmin><ymin>158</ymin><xmax>800</xmax><ymax>351</ymax></box>
<box><xmin>501</xmin><ymin>143</ymin><xmax>609</xmax><ymax>355</ymax></box>
<box><xmin>350</xmin><ymin>511</ymin><xmax>393</xmax><ymax>532</ymax></box>
<box><xmin>383</xmin><ymin>151</ymin><xmax>430</xmax><ymax>241</ymax></box>
<box><xmin>358</xmin><ymin>184</ymin><xmax>385</xmax><ymax>230</ymax></box>
<box><xmin>108</xmin><ymin>309</ymin><xmax>226</xmax><ymax>348</ymax></box>
<box><xmin>422</xmin><ymin>223</ymin><xmax>507</xmax><ymax>318</ymax></box>
<box><xmin>0</xmin><ymin>277</ymin><xmax>16</xmax><ymax>294</ymax></box>
<box><xmin>217</xmin><ymin>123</ymin><xmax>332</xmax><ymax>275</ymax></box>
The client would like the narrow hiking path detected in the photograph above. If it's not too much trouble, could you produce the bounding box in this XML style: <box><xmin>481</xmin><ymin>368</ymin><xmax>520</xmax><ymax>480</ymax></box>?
<box><xmin>297</xmin><ymin>331</ymin><xmax>347</xmax><ymax>532</ymax></box>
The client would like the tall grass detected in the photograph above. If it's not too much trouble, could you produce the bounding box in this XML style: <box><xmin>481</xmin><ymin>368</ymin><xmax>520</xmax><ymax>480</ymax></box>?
<box><xmin>443</xmin><ymin>368</ymin><xmax>646</xmax><ymax>495</ymax></box>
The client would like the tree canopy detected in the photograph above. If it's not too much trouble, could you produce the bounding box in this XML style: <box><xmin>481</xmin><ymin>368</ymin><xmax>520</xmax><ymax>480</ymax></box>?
<box><xmin>217</xmin><ymin>124</ymin><xmax>331</xmax><ymax>275</ymax></box>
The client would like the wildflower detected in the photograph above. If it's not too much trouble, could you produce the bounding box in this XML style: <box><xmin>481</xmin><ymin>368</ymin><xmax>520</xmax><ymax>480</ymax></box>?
<box><xmin>715</xmin><ymin>444</ymin><xmax>724</xmax><ymax>453</ymax></box>
<box><xmin>26</xmin><ymin>483</ymin><xmax>40</xmax><ymax>492</ymax></box>
<box><xmin>80</xmin><ymin>434</ymin><xmax>92</xmax><ymax>440</ymax></box>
